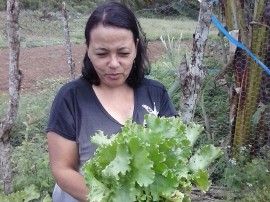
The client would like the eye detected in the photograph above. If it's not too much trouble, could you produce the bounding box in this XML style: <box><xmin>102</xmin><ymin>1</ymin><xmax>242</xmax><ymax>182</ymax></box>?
<box><xmin>119</xmin><ymin>52</ymin><xmax>130</xmax><ymax>57</ymax></box>
<box><xmin>96</xmin><ymin>53</ymin><xmax>107</xmax><ymax>57</ymax></box>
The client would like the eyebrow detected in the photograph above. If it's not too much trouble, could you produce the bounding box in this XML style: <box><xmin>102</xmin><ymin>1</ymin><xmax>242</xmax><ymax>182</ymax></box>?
<box><xmin>95</xmin><ymin>47</ymin><xmax>131</xmax><ymax>52</ymax></box>
<box><xmin>95</xmin><ymin>48</ymin><xmax>107</xmax><ymax>52</ymax></box>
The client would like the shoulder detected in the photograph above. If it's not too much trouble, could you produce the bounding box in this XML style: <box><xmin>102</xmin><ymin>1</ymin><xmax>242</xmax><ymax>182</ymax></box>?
<box><xmin>56</xmin><ymin>77</ymin><xmax>90</xmax><ymax>97</ymax></box>
<box><xmin>139</xmin><ymin>78</ymin><xmax>166</xmax><ymax>90</ymax></box>
<box><xmin>136</xmin><ymin>78</ymin><xmax>168</xmax><ymax>100</ymax></box>
<box><xmin>59</xmin><ymin>77</ymin><xmax>89</xmax><ymax>91</ymax></box>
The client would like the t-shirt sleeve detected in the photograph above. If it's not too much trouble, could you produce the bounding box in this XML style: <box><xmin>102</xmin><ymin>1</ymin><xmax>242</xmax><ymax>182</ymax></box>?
<box><xmin>144</xmin><ymin>79</ymin><xmax>178</xmax><ymax>117</ymax></box>
<box><xmin>46</xmin><ymin>85</ymin><xmax>76</xmax><ymax>141</ymax></box>
<box><xmin>159</xmin><ymin>86</ymin><xmax>178</xmax><ymax>117</ymax></box>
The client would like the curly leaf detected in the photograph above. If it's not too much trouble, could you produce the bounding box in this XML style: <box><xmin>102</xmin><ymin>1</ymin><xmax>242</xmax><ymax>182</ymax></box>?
<box><xmin>93</xmin><ymin>142</ymin><xmax>117</xmax><ymax>171</ymax></box>
<box><xmin>192</xmin><ymin>169</ymin><xmax>211</xmax><ymax>192</ymax></box>
<box><xmin>110</xmin><ymin>180</ymin><xmax>138</xmax><ymax>202</ymax></box>
<box><xmin>166</xmin><ymin>190</ymin><xmax>185</xmax><ymax>202</ymax></box>
<box><xmin>83</xmin><ymin>115</ymin><xmax>222</xmax><ymax>201</ymax></box>
<box><xmin>185</xmin><ymin>123</ymin><xmax>204</xmax><ymax>146</ymax></box>
<box><xmin>84</xmin><ymin>167</ymin><xmax>110</xmax><ymax>202</ymax></box>
<box><xmin>148</xmin><ymin>172</ymin><xmax>179</xmax><ymax>201</ymax></box>
<box><xmin>148</xmin><ymin>147</ymin><xmax>167</xmax><ymax>174</ymax></box>
<box><xmin>91</xmin><ymin>131</ymin><xmax>113</xmax><ymax>147</ymax></box>
<box><xmin>158</xmin><ymin>139</ymin><xmax>180</xmax><ymax>168</ymax></box>
<box><xmin>189</xmin><ymin>145</ymin><xmax>223</xmax><ymax>172</ymax></box>
<box><xmin>174</xmin><ymin>139</ymin><xmax>193</xmax><ymax>160</ymax></box>
<box><xmin>129</xmin><ymin>137</ymin><xmax>155</xmax><ymax>187</ymax></box>
<box><xmin>102</xmin><ymin>143</ymin><xmax>131</xmax><ymax>180</ymax></box>
<box><xmin>23</xmin><ymin>185</ymin><xmax>40</xmax><ymax>201</ymax></box>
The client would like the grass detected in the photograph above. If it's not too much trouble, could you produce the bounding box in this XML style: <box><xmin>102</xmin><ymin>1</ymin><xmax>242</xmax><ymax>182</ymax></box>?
<box><xmin>0</xmin><ymin>12</ymin><xmax>6</xmax><ymax>48</ymax></box>
<box><xmin>140</xmin><ymin>17</ymin><xmax>218</xmax><ymax>41</ymax></box>
<box><xmin>0</xmin><ymin>11</ymin><xmax>87</xmax><ymax>48</ymax></box>
<box><xmin>0</xmin><ymin>10</ymin><xmax>219</xmax><ymax>49</ymax></box>
<box><xmin>140</xmin><ymin>17</ymin><xmax>196</xmax><ymax>41</ymax></box>
<box><xmin>0</xmin><ymin>93</ymin><xmax>8</xmax><ymax>118</ymax></box>
<box><xmin>1</xmin><ymin>78</ymin><xmax>67</xmax><ymax>146</ymax></box>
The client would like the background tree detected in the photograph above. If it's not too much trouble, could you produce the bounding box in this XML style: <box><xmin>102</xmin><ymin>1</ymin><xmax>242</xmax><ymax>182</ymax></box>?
<box><xmin>0</xmin><ymin>0</ymin><xmax>21</xmax><ymax>194</ymax></box>
<box><xmin>0</xmin><ymin>0</ymin><xmax>200</xmax><ymax>19</ymax></box>
<box><xmin>179</xmin><ymin>0</ymin><xmax>213</xmax><ymax>124</ymax></box>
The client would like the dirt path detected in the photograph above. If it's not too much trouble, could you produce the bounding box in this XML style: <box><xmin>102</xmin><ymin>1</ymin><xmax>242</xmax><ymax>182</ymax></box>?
<box><xmin>0</xmin><ymin>41</ymin><xmax>165</xmax><ymax>92</ymax></box>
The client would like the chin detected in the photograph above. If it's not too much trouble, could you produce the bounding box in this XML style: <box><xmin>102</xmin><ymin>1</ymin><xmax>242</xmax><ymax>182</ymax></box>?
<box><xmin>104</xmin><ymin>80</ymin><xmax>127</xmax><ymax>88</ymax></box>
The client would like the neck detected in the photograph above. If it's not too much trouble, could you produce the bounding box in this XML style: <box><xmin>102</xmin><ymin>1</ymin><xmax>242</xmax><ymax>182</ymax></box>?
<box><xmin>93</xmin><ymin>83</ymin><xmax>131</xmax><ymax>94</ymax></box>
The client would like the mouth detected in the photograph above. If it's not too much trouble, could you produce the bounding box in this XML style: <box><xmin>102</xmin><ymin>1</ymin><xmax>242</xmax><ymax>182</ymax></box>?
<box><xmin>107</xmin><ymin>73</ymin><xmax>121</xmax><ymax>75</ymax></box>
<box><xmin>106</xmin><ymin>73</ymin><xmax>122</xmax><ymax>80</ymax></box>
<box><xmin>106</xmin><ymin>73</ymin><xmax>123</xmax><ymax>77</ymax></box>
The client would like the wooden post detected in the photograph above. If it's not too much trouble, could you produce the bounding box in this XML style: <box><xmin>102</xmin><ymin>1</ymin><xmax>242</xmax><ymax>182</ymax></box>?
<box><xmin>179</xmin><ymin>0</ymin><xmax>213</xmax><ymax>124</ymax></box>
<box><xmin>0</xmin><ymin>0</ymin><xmax>21</xmax><ymax>194</ymax></box>
<box><xmin>62</xmin><ymin>2</ymin><xmax>76</xmax><ymax>80</ymax></box>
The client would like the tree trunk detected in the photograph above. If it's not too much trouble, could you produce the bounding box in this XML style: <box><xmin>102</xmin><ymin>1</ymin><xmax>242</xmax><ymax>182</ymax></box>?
<box><xmin>0</xmin><ymin>0</ymin><xmax>21</xmax><ymax>194</ymax></box>
<box><xmin>62</xmin><ymin>2</ymin><xmax>76</xmax><ymax>80</ymax></box>
<box><xmin>179</xmin><ymin>0</ymin><xmax>213</xmax><ymax>124</ymax></box>
<box><xmin>0</xmin><ymin>141</ymin><xmax>13</xmax><ymax>194</ymax></box>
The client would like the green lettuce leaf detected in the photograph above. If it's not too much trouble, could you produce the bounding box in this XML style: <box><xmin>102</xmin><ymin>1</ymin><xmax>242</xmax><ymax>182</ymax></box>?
<box><xmin>83</xmin><ymin>114</ymin><xmax>223</xmax><ymax>202</ymax></box>
<box><xmin>188</xmin><ymin>145</ymin><xmax>223</xmax><ymax>172</ymax></box>
<box><xmin>91</xmin><ymin>130</ymin><xmax>113</xmax><ymax>147</ymax></box>
<box><xmin>83</xmin><ymin>163</ymin><xmax>110</xmax><ymax>202</ymax></box>
<box><xmin>102</xmin><ymin>143</ymin><xmax>131</xmax><ymax>180</ymax></box>
<box><xmin>192</xmin><ymin>169</ymin><xmax>211</xmax><ymax>192</ymax></box>
<box><xmin>129</xmin><ymin>137</ymin><xmax>155</xmax><ymax>187</ymax></box>
<box><xmin>185</xmin><ymin>123</ymin><xmax>204</xmax><ymax>146</ymax></box>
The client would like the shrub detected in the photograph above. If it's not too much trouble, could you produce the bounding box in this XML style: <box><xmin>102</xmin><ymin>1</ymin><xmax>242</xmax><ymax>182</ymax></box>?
<box><xmin>0</xmin><ymin>185</ymin><xmax>51</xmax><ymax>202</ymax></box>
<box><xmin>0</xmin><ymin>1</ymin><xmax>6</xmax><ymax>11</ymax></box>
<box><xmin>9</xmin><ymin>78</ymin><xmax>65</xmax><ymax>147</ymax></box>
<box><xmin>221</xmin><ymin>146</ymin><xmax>270</xmax><ymax>202</ymax></box>
<box><xmin>11</xmin><ymin>122</ymin><xmax>55</xmax><ymax>194</ymax></box>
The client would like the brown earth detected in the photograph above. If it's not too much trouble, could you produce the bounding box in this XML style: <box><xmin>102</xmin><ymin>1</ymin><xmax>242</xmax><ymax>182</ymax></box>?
<box><xmin>0</xmin><ymin>41</ymin><xmax>166</xmax><ymax>93</ymax></box>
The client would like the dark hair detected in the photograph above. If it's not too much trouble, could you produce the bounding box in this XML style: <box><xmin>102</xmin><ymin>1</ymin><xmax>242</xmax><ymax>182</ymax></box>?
<box><xmin>82</xmin><ymin>2</ymin><xmax>150</xmax><ymax>87</ymax></box>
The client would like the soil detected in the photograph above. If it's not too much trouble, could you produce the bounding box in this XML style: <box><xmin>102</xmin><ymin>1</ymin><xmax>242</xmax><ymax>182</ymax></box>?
<box><xmin>0</xmin><ymin>41</ymin><xmax>166</xmax><ymax>93</ymax></box>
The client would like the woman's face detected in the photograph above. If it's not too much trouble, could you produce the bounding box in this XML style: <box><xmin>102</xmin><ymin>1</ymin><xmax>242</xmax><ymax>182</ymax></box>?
<box><xmin>87</xmin><ymin>24</ymin><xmax>137</xmax><ymax>88</ymax></box>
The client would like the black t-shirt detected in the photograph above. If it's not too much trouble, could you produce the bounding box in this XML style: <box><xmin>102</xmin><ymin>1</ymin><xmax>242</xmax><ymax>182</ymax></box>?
<box><xmin>46</xmin><ymin>77</ymin><xmax>177</xmax><ymax>166</ymax></box>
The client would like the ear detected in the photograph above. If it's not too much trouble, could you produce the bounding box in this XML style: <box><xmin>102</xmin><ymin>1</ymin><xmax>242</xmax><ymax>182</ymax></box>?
<box><xmin>134</xmin><ymin>38</ymin><xmax>139</xmax><ymax>58</ymax></box>
<box><xmin>86</xmin><ymin>47</ymin><xmax>91</xmax><ymax>59</ymax></box>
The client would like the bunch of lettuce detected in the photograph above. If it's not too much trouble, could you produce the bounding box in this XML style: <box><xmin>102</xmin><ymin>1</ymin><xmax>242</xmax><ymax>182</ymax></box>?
<box><xmin>83</xmin><ymin>114</ymin><xmax>222</xmax><ymax>202</ymax></box>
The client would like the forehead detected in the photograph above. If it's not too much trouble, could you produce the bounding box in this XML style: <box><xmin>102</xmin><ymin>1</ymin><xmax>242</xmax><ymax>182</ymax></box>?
<box><xmin>89</xmin><ymin>24</ymin><xmax>134</xmax><ymax>42</ymax></box>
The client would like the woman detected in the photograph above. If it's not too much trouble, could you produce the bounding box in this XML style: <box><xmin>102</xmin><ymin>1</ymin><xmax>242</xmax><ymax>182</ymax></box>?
<box><xmin>46</xmin><ymin>2</ymin><xmax>178</xmax><ymax>202</ymax></box>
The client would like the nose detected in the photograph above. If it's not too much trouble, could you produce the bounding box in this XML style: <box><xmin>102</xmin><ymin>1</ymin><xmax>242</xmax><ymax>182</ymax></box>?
<box><xmin>109</xmin><ymin>55</ymin><xmax>120</xmax><ymax>68</ymax></box>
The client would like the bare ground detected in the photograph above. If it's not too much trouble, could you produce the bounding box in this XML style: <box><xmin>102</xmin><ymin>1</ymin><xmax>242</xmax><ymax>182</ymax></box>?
<box><xmin>0</xmin><ymin>41</ymin><xmax>166</xmax><ymax>92</ymax></box>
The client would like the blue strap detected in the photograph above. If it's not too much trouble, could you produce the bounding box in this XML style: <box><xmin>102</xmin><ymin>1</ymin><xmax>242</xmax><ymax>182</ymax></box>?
<box><xmin>211</xmin><ymin>15</ymin><xmax>270</xmax><ymax>76</ymax></box>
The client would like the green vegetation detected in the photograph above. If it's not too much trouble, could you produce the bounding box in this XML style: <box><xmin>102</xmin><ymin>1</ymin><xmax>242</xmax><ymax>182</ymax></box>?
<box><xmin>0</xmin><ymin>0</ymin><xmax>218</xmax><ymax>49</ymax></box>
<box><xmin>222</xmin><ymin>146</ymin><xmax>270</xmax><ymax>202</ymax></box>
<box><xmin>0</xmin><ymin>5</ymin><xmax>269</xmax><ymax>201</ymax></box>
<box><xmin>83</xmin><ymin>115</ymin><xmax>222</xmax><ymax>201</ymax></box>
<box><xmin>0</xmin><ymin>2</ymin><xmax>5</xmax><ymax>11</ymax></box>
<box><xmin>19</xmin><ymin>0</ymin><xmax>96</xmax><ymax>13</ymax></box>
<box><xmin>149</xmin><ymin>35</ymin><xmax>270</xmax><ymax>202</ymax></box>
<box><xmin>1</xmin><ymin>40</ymin><xmax>269</xmax><ymax>201</ymax></box>
<box><xmin>9</xmin><ymin>78</ymin><xmax>66</xmax><ymax>146</ymax></box>
<box><xmin>1</xmin><ymin>0</ymin><xmax>201</xmax><ymax>18</ymax></box>
<box><xmin>140</xmin><ymin>18</ymin><xmax>197</xmax><ymax>41</ymax></box>
<box><xmin>0</xmin><ymin>78</ymin><xmax>65</xmax><ymax>201</ymax></box>
<box><xmin>0</xmin><ymin>11</ymin><xmax>217</xmax><ymax>49</ymax></box>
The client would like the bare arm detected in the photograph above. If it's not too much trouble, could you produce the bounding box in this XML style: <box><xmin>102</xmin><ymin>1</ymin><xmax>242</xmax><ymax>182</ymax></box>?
<box><xmin>47</xmin><ymin>132</ymin><xmax>89</xmax><ymax>202</ymax></box>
